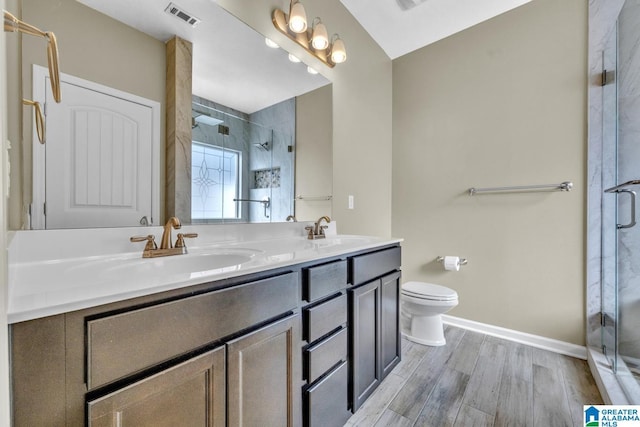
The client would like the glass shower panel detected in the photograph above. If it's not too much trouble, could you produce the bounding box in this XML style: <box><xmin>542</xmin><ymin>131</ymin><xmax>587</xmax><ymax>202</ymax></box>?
<box><xmin>601</xmin><ymin>22</ymin><xmax>619</xmax><ymax>371</ymax></box>
<box><xmin>191</xmin><ymin>107</ymin><xmax>228</xmax><ymax>221</ymax></box>
<box><xmin>247</xmin><ymin>122</ymin><xmax>274</xmax><ymax>222</ymax></box>
<box><xmin>272</xmin><ymin>128</ymin><xmax>295</xmax><ymax>221</ymax></box>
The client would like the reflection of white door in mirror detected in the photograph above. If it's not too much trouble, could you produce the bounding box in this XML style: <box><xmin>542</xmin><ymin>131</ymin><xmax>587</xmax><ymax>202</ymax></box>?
<box><xmin>31</xmin><ymin>65</ymin><xmax>161</xmax><ymax>229</ymax></box>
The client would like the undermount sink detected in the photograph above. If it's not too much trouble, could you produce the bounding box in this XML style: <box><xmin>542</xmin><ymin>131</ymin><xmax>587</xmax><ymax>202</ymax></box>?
<box><xmin>112</xmin><ymin>248</ymin><xmax>260</xmax><ymax>275</ymax></box>
<box><xmin>52</xmin><ymin>248</ymin><xmax>261</xmax><ymax>284</ymax></box>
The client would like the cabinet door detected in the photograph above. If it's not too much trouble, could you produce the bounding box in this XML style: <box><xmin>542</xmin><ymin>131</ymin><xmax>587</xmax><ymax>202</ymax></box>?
<box><xmin>349</xmin><ymin>279</ymin><xmax>381</xmax><ymax>412</ymax></box>
<box><xmin>227</xmin><ymin>313</ymin><xmax>302</xmax><ymax>427</ymax></box>
<box><xmin>87</xmin><ymin>346</ymin><xmax>225</xmax><ymax>427</ymax></box>
<box><xmin>380</xmin><ymin>271</ymin><xmax>401</xmax><ymax>379</ymax></box>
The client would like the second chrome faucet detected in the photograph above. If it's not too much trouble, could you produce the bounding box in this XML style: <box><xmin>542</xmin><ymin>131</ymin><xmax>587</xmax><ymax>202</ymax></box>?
<box><xmin>130</xmin><ymin>217</ymin><xmax>198</xmax><ymax>258</ymax></box>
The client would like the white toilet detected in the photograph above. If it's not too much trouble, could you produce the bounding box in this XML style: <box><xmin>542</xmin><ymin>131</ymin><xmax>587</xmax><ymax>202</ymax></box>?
<box><xmin>400</xmin><ymin>281</ymin><xmax>459</xmax><ymax>346</ymax></box>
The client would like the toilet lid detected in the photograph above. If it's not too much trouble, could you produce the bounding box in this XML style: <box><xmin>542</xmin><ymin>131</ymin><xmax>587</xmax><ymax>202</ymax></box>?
<box><xmin>401</xmin><ymin>281</ymin><xmax>458</xmax><ymax>301</ymax></box>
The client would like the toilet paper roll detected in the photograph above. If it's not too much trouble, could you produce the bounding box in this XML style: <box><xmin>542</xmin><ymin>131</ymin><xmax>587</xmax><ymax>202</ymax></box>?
<box><xmin>443</xmin><ymin>256</ymin><xmax>460</xmax><ymax>271</ymax></box>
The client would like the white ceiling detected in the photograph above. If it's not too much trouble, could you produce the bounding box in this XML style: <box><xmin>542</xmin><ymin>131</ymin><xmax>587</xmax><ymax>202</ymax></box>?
<box><xmin>340</xmin><ymin>0</ymin><xmax>533</xmax><ymax>59</ymax></box>
<box><xmin>78</xmin><ymin>0</ymin><xmax>330</xmax><ymax>114</ymax></box>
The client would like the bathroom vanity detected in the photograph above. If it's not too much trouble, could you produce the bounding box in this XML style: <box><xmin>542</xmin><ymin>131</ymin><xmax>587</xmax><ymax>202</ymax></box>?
<box><xmin>7</xmin><ymin>226</ymin><xmax>401</xmax><ymax>426</ymax></box>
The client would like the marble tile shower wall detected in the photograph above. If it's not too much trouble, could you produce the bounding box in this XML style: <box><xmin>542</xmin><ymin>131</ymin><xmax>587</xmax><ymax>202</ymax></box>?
<box><xmin>615</xmin><ymin>0</ymin><xmax>640</xmax><ymax>366</ymax></box>
<box><xmin>248</xmin><ymin>99</ymin><xmax>295</xmax><ymax>223</ymax></box>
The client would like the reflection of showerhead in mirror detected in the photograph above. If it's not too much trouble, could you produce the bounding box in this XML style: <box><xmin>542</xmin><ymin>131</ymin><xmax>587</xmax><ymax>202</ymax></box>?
<box><xmin>192</xmin><ymin>114</ymin><xmax>224</xmax><ymax>129</ymax></box>
<box><xmin>253</xmin><ymin>141</ymin><xmax>271</xmax><ymax>151</ymax></box>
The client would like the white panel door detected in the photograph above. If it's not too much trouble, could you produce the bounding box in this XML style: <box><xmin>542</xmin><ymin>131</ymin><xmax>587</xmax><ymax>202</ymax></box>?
<box><xmin>44</xmin><ymin>80</ymin><xmax>154</xmax><ymax>229</ymax></box>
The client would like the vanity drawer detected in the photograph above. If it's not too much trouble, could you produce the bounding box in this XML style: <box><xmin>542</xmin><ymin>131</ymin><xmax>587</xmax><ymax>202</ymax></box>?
<box><xmin>350</xmin><ymin>246</ymin><xmax>401</xmax><ymax>286</ymax></box>
<box><xmin>87</xmin><ymin>272</ymin><xmax>298</xmax><ymax>390</ymax></box>
<box><xmin>304</xmin><ymin>326</ymin><xmax>347</xmax><ymax>384</ymax></box>
<box><xmin>303</xmin><ymin>293</ymin><xmax>347</xmax><ymax>343</ymax></box>
<box><xmin>304</xmin><ymin>361</ymin><xmax>351</xmax><ymax>427</ymax></box>
<box><xmin>303</xmin><ymin>260</ymin><xmax>348</xmax><ymax>303</ymax></box>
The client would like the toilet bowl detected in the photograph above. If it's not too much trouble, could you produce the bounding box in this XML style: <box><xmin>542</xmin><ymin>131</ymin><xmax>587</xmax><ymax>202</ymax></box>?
<box><xmin>400</xmin><ymin>281</ymin><xmax>458</xmax><ymax>346</ymax></box>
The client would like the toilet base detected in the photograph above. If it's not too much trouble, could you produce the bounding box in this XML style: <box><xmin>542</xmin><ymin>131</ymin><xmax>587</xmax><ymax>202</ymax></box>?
<box><xmin>402</xmin><ymin>314</ymin><xmax>446</xmax><ymax>346</ymax></box>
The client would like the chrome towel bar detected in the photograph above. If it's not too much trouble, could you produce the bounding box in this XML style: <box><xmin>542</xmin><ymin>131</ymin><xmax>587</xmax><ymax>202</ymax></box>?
<box><xmin>468</xmin><ymin>181</ymin><xmax>573</xmax><ymax>196</ymax></box>
<box><xmin>294</xmin><ymin>195</ymin><xmax>333</xmax><ymax>201</ymax></box>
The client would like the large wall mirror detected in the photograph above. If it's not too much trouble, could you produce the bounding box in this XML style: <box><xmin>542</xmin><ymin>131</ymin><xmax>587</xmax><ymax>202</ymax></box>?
<box><xmin>12</xmin><ymin>0</ymin><xmax>332</xmax><ymax>229</ymax></box>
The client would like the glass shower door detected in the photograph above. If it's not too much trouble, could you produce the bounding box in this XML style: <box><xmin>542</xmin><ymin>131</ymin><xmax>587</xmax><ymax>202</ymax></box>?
<box><xmin>602</xmin><ymin>0</ymin><xmax>640</xmax><ymax>402</ymax></box>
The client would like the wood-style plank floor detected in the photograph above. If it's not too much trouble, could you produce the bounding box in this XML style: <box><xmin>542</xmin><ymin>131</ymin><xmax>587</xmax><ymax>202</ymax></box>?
<box><xmin>345</xmin><ymin>325</ymin><xmax>603</xmax><ymax>427</ymax></box>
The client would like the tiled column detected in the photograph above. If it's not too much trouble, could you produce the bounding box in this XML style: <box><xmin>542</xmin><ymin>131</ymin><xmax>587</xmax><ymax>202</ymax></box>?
<box><xmin>166</xmin><ymin>36</ymin><xmax>193</xmax><ymax>223</ymax></box>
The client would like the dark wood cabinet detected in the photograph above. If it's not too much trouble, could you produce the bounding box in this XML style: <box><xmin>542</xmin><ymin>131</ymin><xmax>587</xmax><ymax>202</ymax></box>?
<box><xmin>87</xmin><ymin>346</ymin><xmax>226</xmax><ymax>427</ymax></box>
<box><xmin>349</xmin><ymin>249</ymin><xmax>402</xmax><ymax>412</ymax></box>
<box><xmin>227</xmin><ymin>313</ymin><xmax>301</xmax><ymax>427</ymax></box>
<box><xmin>10</xmin><ymin>244</ymin><xmax>401</xmax><ymax>427</ymax></box>
<box><xmin>350</xmin><ymin>279</ymin><xmax>382</xmax><ymax>411</ymax></box>
<box><xmin>301</xmin><ymin>259</ymin><xmax>351</xmax><ymax>427</ymax></box>
<box><xmin>380</xmin><ymin>271</ymin><xmax>402</xmax><ymax>378</ymax></box>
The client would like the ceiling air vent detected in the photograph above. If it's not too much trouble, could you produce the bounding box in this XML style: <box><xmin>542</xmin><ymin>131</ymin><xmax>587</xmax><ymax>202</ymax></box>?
<box><xmin>164</xmin><ymin>2</ymin><xmax>201</xmax><ymax>27</ymax></box>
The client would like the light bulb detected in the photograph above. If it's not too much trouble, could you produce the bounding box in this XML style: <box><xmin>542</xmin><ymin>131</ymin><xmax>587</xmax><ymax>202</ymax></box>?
<box><xmin>265</xmin><ymin>38</ymin><xmax>279</xmax><ymax>49</ymax></box>
<box><xmin>311</xmin><ymin>22</ymin><xmax>329</xmax><ymax>50</ymax></box>
<box><xmin>331</xmin><ymin>36</ymin><xmax>347</xmax><ymax>64</ymax></box>
<box><xmin>307</xmin><ymin>66</ymin><xmax>318</xmax><ymax>74</ymax></box>
<box><xmin>288</xmin><ymin>53</ymin><xmax>301</xmax><ymax>63</ymax></box>
<box><xmin>288</xmin><ymin>2</ymin><xmax>307</xmax><ymax>33</ymax></box>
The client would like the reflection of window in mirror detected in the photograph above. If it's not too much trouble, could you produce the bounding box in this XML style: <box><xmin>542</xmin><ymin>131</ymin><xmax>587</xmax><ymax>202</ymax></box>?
<box><xmin>191</xmin><ymin>143</ymin><xmax>241</xmax><ymax>220</ymax></box>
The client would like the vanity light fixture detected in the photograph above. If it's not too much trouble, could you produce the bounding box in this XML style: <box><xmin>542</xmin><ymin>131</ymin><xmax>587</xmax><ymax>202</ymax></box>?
<box><xmin>330</xmin><ymin>34</ymin><xmax>347</xmax><ymax>64</ymax></box>
<box><xmin>272</xmin><ymin>3</ymin><xmax>347</xmax><ymax>68</ymax></box>
<box><xmin>288</xmin><ymin>0</ymin><xmax>308</xmax><ymax>33</ymax></box>
<box><xmin>307</xmin><ymin>66</ymin><xmax>318</xmax><ymax>75</ymax></box>
<box><xmin>311</xmin><ymin>18</ymin><xmax>329</xmax><ymax>50</ymax></box>
<box><xmin>4</xmin><ymin>10</ymin><xmax>61</xmax><ymax>102</ymax></box>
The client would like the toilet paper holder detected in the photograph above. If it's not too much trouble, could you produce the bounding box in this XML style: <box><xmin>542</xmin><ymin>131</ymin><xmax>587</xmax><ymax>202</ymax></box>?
<box><xmin>436</xmin><ymin>256</ymin><xmax>468</xmax><ymax>266</ymax></box>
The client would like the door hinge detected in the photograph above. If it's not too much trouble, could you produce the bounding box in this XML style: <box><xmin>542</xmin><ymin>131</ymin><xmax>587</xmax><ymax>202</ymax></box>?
<box><xmin>218</xmin><ymin>124</ymin><xmax>230</xmax><ymax>135</ymax></box>
<box><xmin>602</xmin><ymin>344</ymin><xmax>607</xmax><ymax>356</ymax></box>
<box><xmin>43</xmin><ymin>202</ymin><xmax>46</xmax><ymax>216</ymax></box>
<box><xmin>602</xmin><ymin>69</ymin><xmax>615</xmax><ymax>86</ymax></box>
<box><xmin>601</xmin><ymin>311</ymin><xmax>606</xmax><ymax>327</ymax></box>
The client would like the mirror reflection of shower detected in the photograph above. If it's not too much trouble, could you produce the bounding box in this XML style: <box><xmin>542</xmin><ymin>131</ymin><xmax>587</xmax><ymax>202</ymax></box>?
<box><xmin>254</xmin><ymin>141</ymin><xmax>271</xmax><ymax>151</ymax></box>
<box><xmin>191</xmin><ymin>115</ymin><xmax>223</xmax><ymax>129</ymax></box>
<box><xmin>191</xmin><ymin>96</ymin><xmax>295</xmax><ymax>224</ymax></box>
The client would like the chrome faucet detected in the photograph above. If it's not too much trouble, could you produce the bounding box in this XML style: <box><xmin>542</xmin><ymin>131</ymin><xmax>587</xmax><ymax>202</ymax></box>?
<box><xmin>305</xmin><ymin>216</ymin><xmax>331</xmax><ymax>239</ymax></box>
<box><xmin>130</xmin><ymin>216</ymin><xmax>198</xmax><ymax>258</ymax></box>
<box><xmin>160</xmin><ymin>216</ymin><xmax>181</xmax><ymax>249</ymax></box>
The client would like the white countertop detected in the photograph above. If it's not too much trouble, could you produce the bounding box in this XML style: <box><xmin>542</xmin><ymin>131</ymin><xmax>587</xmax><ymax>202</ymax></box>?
<box><xmin>8</xmin><ymin>223</ymin><xmax>401</xmax><ymax>324</ymax></box>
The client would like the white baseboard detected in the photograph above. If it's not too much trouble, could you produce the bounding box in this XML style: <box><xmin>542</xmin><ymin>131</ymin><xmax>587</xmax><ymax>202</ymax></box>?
<box><xmin>442</xmin><ymin>315</ymin><xmax>587</xmax><ymax>360</ymax></box>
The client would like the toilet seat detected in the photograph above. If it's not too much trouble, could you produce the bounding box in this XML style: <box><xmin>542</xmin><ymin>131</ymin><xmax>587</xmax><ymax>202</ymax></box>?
<box><xmin>401</xmin><ymin>281</ymin><xmax>458</xmax><ymax>302</ymax></box>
